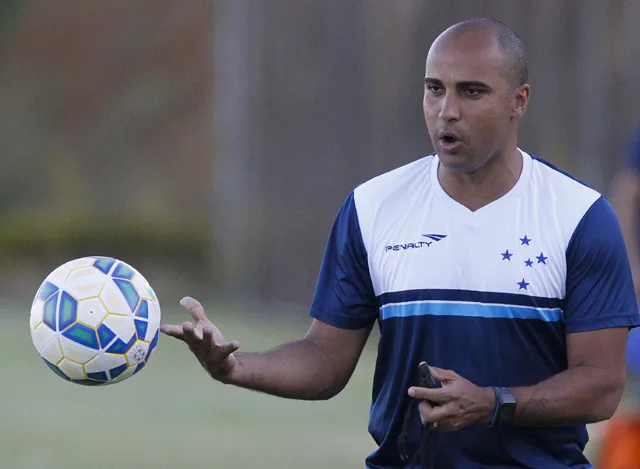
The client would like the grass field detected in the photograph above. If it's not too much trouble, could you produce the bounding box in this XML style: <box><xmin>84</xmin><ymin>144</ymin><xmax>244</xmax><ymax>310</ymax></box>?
<box><xmin>1</xmin><ymin>298</ymin><xmax>378</xmax><ymax>469</ymax></box>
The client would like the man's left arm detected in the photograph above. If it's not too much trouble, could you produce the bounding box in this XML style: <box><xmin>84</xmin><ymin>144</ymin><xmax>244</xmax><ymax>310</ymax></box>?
<box><xmin>410</xmin><ymin>328</ymin><xmax>626</xmax><ymax>430</ymax></box>
<box><xmin>509</xmin><ymin>327</ymin><xmax>627</xmax><ymax>425</ymax></box>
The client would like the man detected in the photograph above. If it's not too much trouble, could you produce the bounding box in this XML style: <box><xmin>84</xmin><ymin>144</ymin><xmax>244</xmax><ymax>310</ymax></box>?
<box><xmin>162</xmin><ymin>18</ymin><xmax>639</xmax><ymax>468</ymax></box>
<box><xmin>596</xmin><ymin>127</ymin><xmax>640</xmax><ymax>468</ymax></box>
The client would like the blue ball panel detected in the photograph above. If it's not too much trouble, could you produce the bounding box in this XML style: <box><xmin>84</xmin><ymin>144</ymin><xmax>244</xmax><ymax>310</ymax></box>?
<box><xmin>43</xmin><ymin>292</ymin><xmax>59</xmax><ymax>330</ymax></box>
<box><xmin>112</xmin><ymin>262</ymin><xmax>134</xmax><ymax>280</ymax></box>
<box><xmin>97</xmin><ymin>323</ymin><xmax>117</xmax><ymax>349</ymax></box>
<box><xmin>109</xmin><ymin>363</ymin><xmax>128</xmax><ymax>380</ymax></box>
<box><xmin>58</xmin><ymin>291</ymin><xmax>78</xmax><ymax>331</ymax></box>
<box><xmin>93</xmin><ymin>257</ymin><xmax>116</xmax><ymax>274</ymax></box>
<box><xmin>62</xmin><ymin>323</ymin><xmax>100</xmax><ymax>350</ymax></box>
<box><xmin>146</xmin><ymin>328</ymin><xmax>160</xmax><ymax>361</ymax></box>
<box><xmin>87</xmin><ymin>371</ymin><xmax>109</xmax><ymax>382</ymax></box>
<box><xmin>135</xmin><ymin>319</ymin><xmax>148</xmax><ymax>340</ymax></box>
<box><xmin>134</xmin><ymin>300</ymin><xmax>149</xmax><ymax>319</ymax></box>
<box><xmin>105</xmin><ymin>334</ymin><xmax>136</xmax><ymax>354</ymax></box>
<box><xmin>134</xmin><ymin>362</ymin><xmax>146</xmax><ymax>374</ymax></box>
<box><xmin>105</xmin><ymin>339</ymin><xmax>127</xmax><ymax>354</ymax></box>
<box><xmin>113</xmin><ymin>279</ymin><xmax>140</xmax><ymax>312</ymax></box>
<box><xmin>73</xmin><ymin>379</ymin><xmax>105</xmax><ymax>386</ymax></box>
<box><xmin>38</xmin><ymin>281</ymin><xmax>59</xmax><ymax>301</ymax></box>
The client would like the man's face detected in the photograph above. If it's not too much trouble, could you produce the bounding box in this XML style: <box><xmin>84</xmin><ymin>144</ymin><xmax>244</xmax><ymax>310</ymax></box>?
<box><xmin>423</xmin><ymin>32</ymin><xmax>522</xmax><ymax>173</ymax></box>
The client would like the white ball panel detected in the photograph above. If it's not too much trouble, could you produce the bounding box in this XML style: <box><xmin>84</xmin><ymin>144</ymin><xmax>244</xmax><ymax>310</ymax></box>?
<box><xmin>59</xmin><ymin>337</ymin><xmax>99</xmax><ymax>364</ymax></box>
<box><xmin>57</xmin><ymin>359</ymin><xmax>86</xmax><ymax>380</ymax></box>
<box><xmin>32</xmin><ymin>323</ymin><xmax>57</xmax><ymax>352</ymax></box>
<box><xmin>65</xmin><ymin>257</ymin><xmax>96</xmax><ymax>270</ymax></box>
<box><xmin>30</xmin><ymin>299</ymin><xmax>45</xmax><ymax>330</ymax></box>
<box><xmin>76</xmin><ymin>298</ymin><xmax>108</xmax><ymax>328</ymax></box>
<box><xmin>84</xmin><ymin>352</ymin><xmax>127</xmax><ymax>374</ymax></box>
<box><xmin>64</xmin><ymin>267</ymin><xmax>107</xmax><ymax>299</ymax></box>
<box><xmin>101</xmin><ymin>314</ymin><xmax>136</xmax><ymax>341</ymax></box>
<box><xmin>145</xmin><ymin>321</ymin><xmax>160</xmax><ymax>342</ymax></box>
<box><xmin>40</xmin><ymin>338</ymin><xmax>64</xmax><ymax>364</ymax></box>
<box><xmin>131</xmin><ymin>274</ymin><xmax>152</xmax><ymax>299</ymax></box>
<box><xmin>45</xmin><ymin>265</ymin><xmax>72</xmax><ymax>287</ymax></box>
<box><xmin>147</xmin><ymin>300</ymin><xmax>162</xmax><ymax>324</ymax></box>
<box><xmin>100</xmin><ymin>280</ymin><xmax>133</xmax><ymax>316</ymax></box>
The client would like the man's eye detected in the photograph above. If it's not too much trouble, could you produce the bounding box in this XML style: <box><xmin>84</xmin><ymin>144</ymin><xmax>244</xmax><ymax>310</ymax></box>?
<box><xmin>465</xmin><ymin>88</ymin><xmax>481</xmax><ymax>97</ymax></box>
<box><xmin>427</xmin><ymin>84</ymin><xmax>442</xmax><ymax>93</ymax></box>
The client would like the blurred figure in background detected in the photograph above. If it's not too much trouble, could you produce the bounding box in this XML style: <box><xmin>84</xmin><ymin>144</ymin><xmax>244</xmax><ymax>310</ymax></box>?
<box><xmin>599</xmin><ymin>127</ymin><xmax>640</xmax><ymax>468</ymax></box>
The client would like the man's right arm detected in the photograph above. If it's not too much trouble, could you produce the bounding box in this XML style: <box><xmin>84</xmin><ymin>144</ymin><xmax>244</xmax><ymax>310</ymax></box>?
<box><xmin>227</xmin><ymin>319</ymin><xmax>372</xmax><ymax>400</ymax></box>
<box><xmin>162</xmin><ymin>191</ymin><xmax>378</xmax><ymax>400</ymax></box>
<box><xmin>161</xmin><ymin>298</ymin><xmax>373</xmax><ymax>401</ymax></box>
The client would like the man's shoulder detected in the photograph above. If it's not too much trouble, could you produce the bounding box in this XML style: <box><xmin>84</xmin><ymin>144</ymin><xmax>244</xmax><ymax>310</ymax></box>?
<box><xmin>530</xmin><ymin>154</ymin><xmax>601</xmax><ymax>206</ymax></box>
<box><xmin>353</xmin><ymin>154</ymin><xmax>434</xmax><ymax>205</ymax></box>
<box><xmin>528</xmin><ymin>153</ymin><xmax>605</xmax><ymax>243</ymax></box>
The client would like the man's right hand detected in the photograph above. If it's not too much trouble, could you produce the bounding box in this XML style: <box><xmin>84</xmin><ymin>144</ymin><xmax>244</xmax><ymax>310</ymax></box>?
<box><xmin>160</xmin><ymin>296</ymin><xmax>241</xmax><ymax>383</ymax></box>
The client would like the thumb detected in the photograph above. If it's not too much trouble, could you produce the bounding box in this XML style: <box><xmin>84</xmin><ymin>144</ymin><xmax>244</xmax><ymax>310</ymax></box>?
<box><xmin>218</xmin><ymin>340</ymin><xmax>241</xmax><ymax>356</ymax></box>
<box><xmin>429</xmin><ymin>366</ymin><xmax>458</xmax><ymax>383</ymax></box>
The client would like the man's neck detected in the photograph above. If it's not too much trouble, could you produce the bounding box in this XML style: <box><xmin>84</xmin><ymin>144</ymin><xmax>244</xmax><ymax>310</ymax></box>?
<box><xmin>437</xmin><ymin>148</ymin><xmax>523</xmax><ymax>212</ymax></box>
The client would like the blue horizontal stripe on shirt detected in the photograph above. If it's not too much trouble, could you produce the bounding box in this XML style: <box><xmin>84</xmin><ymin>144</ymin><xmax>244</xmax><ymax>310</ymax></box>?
<box><xmin>380</xmin><ymin>300</ymin><xmax>563</xmax><ymax>322</ymax></box>
<box><xmin>377</xmin><ymin>288</ymin><xmax>563</xmax><ymax>309</ymax></box>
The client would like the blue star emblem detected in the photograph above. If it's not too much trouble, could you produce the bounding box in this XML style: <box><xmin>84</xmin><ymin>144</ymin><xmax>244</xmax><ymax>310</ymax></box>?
<box><xmin>517</xmin><ymin>279</ymin><xmax>530</xmax><ymax>290</ymax></box>
<box><xmin>520</xmin><ymin>235</ymin><xmax>531</xmax><ymax>246</ymax></box>
<box><xmin>536</xmin><ymin>252</ymin><xmax>548</xmax><ymax>264</ymax></box>
<box><xmin>524</xmin><ymin>259</ymin><xmax>534</xmax><ymax>267</ymax></box>
<box><xmin>501</xmin><ymin>249</ymin><xmax>513</xmax><ymax>261</ymax></box>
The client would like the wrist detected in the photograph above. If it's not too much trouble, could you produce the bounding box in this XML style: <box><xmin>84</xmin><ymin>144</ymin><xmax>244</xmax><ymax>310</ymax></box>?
<box><xmin>487</xmin><ymin>386</ymin><xmax>517</xmax><ymax>427</ymax></box>
<box><xmin>210</xmin><ymin>354</ymin><xmax>243</xmax><ymax>385</ymax></box>
<box><xmin>480</xmin><ymin>386</ymin><xmax>497</xmax><ymax>425</ymax></box>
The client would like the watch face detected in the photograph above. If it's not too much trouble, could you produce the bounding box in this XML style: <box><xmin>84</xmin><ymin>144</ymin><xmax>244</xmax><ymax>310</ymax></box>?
<box><xmin>499</xmin><ymin>403</ymin><xmax>516</xmax><ymax>424</ymax></box>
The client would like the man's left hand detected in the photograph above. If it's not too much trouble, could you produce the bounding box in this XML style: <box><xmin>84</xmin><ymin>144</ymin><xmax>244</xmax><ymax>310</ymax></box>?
<box><xmin>408</xmin><ymin>366</ymin><xmax>496</xmax><ymax>431</ymax></box>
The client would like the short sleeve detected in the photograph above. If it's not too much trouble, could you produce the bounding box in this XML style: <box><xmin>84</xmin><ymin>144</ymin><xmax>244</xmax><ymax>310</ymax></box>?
<box><xmin>308</xmin><ymin>192</ymin><xmax>378</xmax><ymax>329</ymax></box>
<box><xmin>626</xmin><ymin>128</ymin><xmax>640</xmax><ymax>173</ymax></box>
<box><xmin>564</xmin><ymin>196</ymin><xmax>640</xmax><ymax>333</ymax></box>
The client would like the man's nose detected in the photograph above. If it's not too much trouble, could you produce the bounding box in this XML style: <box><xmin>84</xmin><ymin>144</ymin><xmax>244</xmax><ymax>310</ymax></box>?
<box><xmin>439</xmin><ymin>92</ymin><xmax>460</xmax><ymax>121</ymax></box>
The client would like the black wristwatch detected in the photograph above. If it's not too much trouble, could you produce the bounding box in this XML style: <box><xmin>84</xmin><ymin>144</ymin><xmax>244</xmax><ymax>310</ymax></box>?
<box><xmin>488</xmin><ymin>386</ymin><xmax>516</xmax><ymax>427</ymax></box>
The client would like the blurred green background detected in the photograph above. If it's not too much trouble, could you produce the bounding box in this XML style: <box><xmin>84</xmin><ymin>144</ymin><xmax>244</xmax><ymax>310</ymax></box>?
<box><xmin>2</xmin><ymin>1</ymin><xmax>640</xmax><ymax>467</ymax></box>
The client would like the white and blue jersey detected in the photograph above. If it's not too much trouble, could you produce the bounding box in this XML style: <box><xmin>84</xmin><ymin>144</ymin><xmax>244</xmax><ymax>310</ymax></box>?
<box><xmin>309</xmin><ymin>150</ymin><xmax>640</xmax><ymax>469</ymax></box>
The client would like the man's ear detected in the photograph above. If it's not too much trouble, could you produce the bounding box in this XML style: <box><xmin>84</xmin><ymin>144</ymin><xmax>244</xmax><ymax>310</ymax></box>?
<box><xmin>512</xmin><ymin>84</ymin><xmax>530</xmax><ymax>119</ymax></box>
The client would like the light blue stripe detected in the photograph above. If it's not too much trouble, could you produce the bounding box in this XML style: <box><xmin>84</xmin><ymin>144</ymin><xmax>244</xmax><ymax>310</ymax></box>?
<box><xmin>380</xmin><ymin>301</ymin><xmax>563</xmax><ymax>322</ymax></box>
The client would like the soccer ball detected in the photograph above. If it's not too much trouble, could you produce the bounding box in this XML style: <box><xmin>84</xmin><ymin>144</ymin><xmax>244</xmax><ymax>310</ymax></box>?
<box><xmin>29</xmin><ymin>256</ymin><xmax>161</xmax><ymax>386</ymax></box>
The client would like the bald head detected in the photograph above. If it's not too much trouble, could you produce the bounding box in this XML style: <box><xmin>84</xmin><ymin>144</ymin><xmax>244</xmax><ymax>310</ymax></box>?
<box><xmin>432</xmin><ymin>18</ymin><xmax>528</xmax><ymax>88</ymax></box>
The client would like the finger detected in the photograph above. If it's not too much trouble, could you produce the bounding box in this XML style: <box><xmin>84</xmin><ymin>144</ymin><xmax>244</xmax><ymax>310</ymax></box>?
<box><xmin>429</xmin><ymin>366</ymin><xmax>458</xmax><ymax>382</ymax></box>
<box><xmin>160</xmin><ymin>324</ymin><xmax>185</xmax><ymax>340</ymax></box>
<box><xmin>201</xmin><ymin>325</ymin><xmax>214</xmax><ymax>349</ymax></box>
<box><xmin>418</xmin><ymin>400</ymin><xmax>433</xmax><ymax>425</ymax></box>
<box><xmin>408</xmin><ymin>386</ymin><xmax>453</xmax><ymax>404</ymax></box>
<box><xmin>421</xmin><ymin>402</ymin><xmax>457</xmax><ymax>424</ymax></box>
<box><xmin>182</xmin><ymin>321</ymin><xmax>200</xmax><ymax>343</ymax></box>
<box><xmin>214</xmin><ymin>340</ymin><xmax>240</xmax><ymax>357</ymax></box>
<box><xmin>180</xmin><ymin>296</ymin><xmax>208</xmax><ymax>323</ymax></box>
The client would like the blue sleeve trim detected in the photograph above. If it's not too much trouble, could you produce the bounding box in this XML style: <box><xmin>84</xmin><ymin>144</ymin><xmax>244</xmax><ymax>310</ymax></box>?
<box><xmin>308</xmin><ymin>307</ymin><xmax>377</xmax><ymax>330</ymax></box>
<box><xmin>308</xmin><ymin>192</ymin><xmax>378</xmax><ymax>329</ymax></box>
<box><xmin>565</xmin><ymin>314</ymin><xmax>640</xmax><ymax>334</ymax></box>
<box><xmin>564</xmin><ymin>196</ymin><xmax>640</xmax><ymax>331</ymax></box>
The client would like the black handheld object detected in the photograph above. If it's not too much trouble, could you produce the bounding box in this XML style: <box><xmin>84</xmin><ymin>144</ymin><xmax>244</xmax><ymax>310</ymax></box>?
<box><xmin>398</xmin><ymin>361</ymin><xmax>439</xmax><ymax>463</ymax></box>
<box><xmin>418</xmin><ymin>362</ymin><xmax>436</xmax><ymax>389</ymax></box>
<box><xmin>418</xmin><ymin>362</ymin><xmax>439</xmax><ymax>406</ymax></box>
